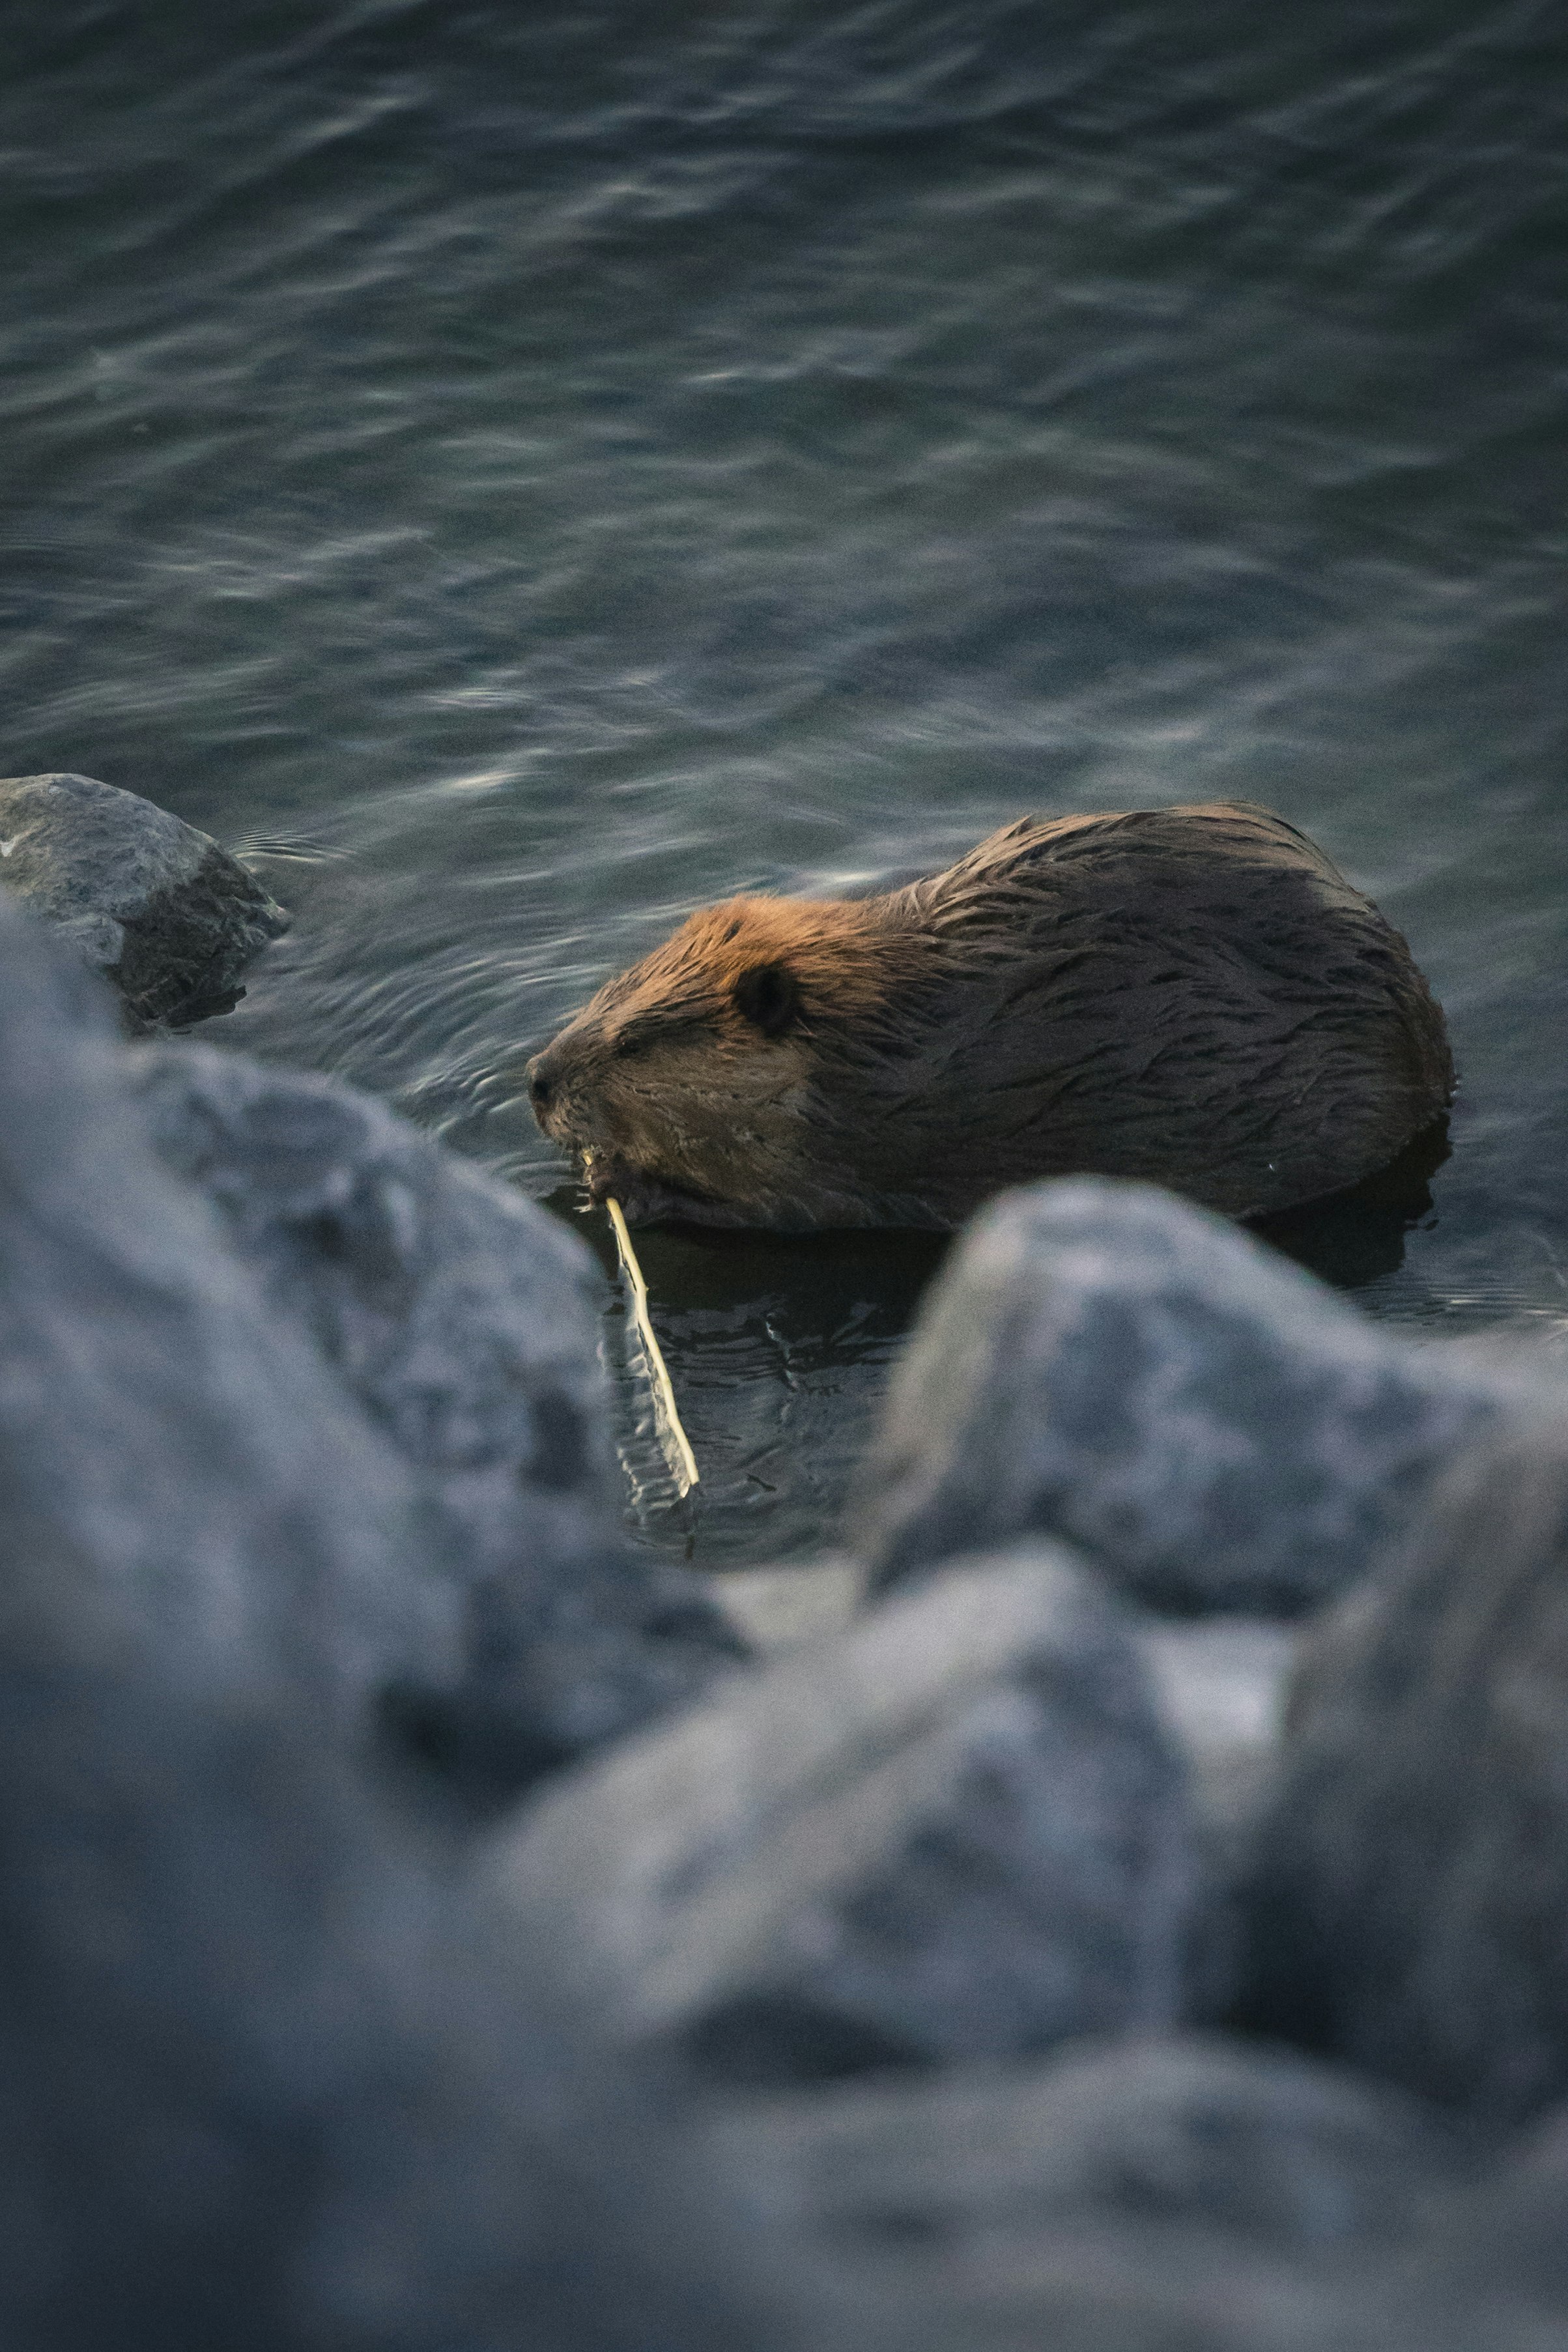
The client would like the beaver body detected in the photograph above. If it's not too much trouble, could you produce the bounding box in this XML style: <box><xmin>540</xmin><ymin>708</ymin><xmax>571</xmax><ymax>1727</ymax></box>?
<box><xmin>526</xmin><ymin>802</ymin><xmax>1453</xmax><ymax>1229</ymax></box>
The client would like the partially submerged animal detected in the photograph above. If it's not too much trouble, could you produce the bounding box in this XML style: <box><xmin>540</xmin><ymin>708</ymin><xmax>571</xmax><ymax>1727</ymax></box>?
<box><xmin>525</xmin><ymin>802</ymin><xmax>1453</xmax><ymax>1229</ymax></box>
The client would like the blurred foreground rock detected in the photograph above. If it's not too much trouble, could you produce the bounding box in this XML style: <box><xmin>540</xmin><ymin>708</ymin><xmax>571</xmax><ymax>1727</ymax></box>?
<box><xmin>131</xmin><ymin>1040</ymin><xmax>743</xmax><ymax>1796</ymax></box>
<box><xmin>7</xmin><ymin>835</ymin><xmax>1568</xmax><ymax>2345</ymax></box>
<box><xmin>0</xmin><ymin>896</ymin><xmax>805</xmax><ymax>2352</ymax></box>
<box><xmin>0</xmin><ymin>856</ymin><xmax>454</xmax><ymax>1723</ymax></box>
<box><xmin>0</xmin><ymin>769</ymin><xmax>288</xmax><ymax>1026</ymax></box>
<box><xmin>1242</xmin><ymin>1429</ymin><xmax>1568</xmax><ymax>2127</ymax></box>
<box><xmin>486</xmin><ymin>1547</ymin><xmax>1200</xmax><ymax>2083</ymax></box>
<box><xmin>0</xmin><ymin>884</ymin><xmax>733</xmax><ymax>1799</ymax></box>
<box><xmin>707</xmin><ymin>2031</ymin><xmax>1568</xmax><ymax>2352</ymax></box>
<box><xmin>1134</xmin><ymin>1617</ymin><xmax>1297</xmax><ymax>2014</ymax></box>
<box><xmin>855</xmin><ymin>1179</ymin><xmax>1537</xmax><ymax>1616</ymax></box>
<box><xmin>711</xmin><ymin>2028</ymin><xmax>1461</xmax><ymax>2257</ymax></box>
<box><xmin>1414</xmin><ymin>2096</ymin><xmax>1568</xmax><ymax>2323</ymax></box>
<box><xmin>0</xmin><ymin>1524</ymin><xmax>812</xmax><ymax>2352</ymax></box>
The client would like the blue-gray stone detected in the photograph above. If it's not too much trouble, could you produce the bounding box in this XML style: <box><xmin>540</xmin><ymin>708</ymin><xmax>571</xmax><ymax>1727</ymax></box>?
<box><xmin>704</xmin><ymin>2031</ymin><xmax>1560</xmax><ymax>2352</ymax></box>
<box><xmin>856</xmin><ymin>1178</ymin><xmax>1534</xmax><ymax>1618</ymax></box>
<box><xmin>128</xmin><ymin>1039</ymin><xmax>745</xmax><ymax>1792</ymax></box>
<box><xmin>1242</xmin><ymin>1427</ymin><xmax>1568</xmax><ymax>2127</ymax></box>
<box><xmin>0</xmin><ymin>862</ymin><xmax>452</xmax><ymax>1721</ymax></box>
<box><xmin>0</xmin><ymin>1460</ymin><xmax>805</xmax><ymax>2352</ymax></box>
<box><xmin>0</xmin><ymin>769</ymin><xmax>288</xmax><ymax>1027</ymax></box>
<box><xmin>0</xmin><ymin>888</ymin><xmax>814</xmax><ymax>2352</ymax></box>
<box><xmin>485</xmin><ymin>1545</ymin><xmax>1199</xmax><ymax>2083</ymax></box>
<box><xmin>1408</xmin><ymin>2097</ymin><xmax>1568</xmax><ymax>2323</ymax></box>
<box><xmin>710</xmin><ymin>2031</ymin><xmax>1462</xmax><ymax>2256</ymax></box>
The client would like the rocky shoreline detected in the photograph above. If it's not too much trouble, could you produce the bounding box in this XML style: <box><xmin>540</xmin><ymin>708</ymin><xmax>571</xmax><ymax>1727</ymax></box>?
<box><xmin>5</xmin><ymin>772</ymin><xmax>1568</xmax><ymax>2349</ymax></box>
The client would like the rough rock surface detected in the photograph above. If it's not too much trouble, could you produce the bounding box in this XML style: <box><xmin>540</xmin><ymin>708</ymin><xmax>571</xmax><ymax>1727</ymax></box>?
<box><xmin>710</xmin><ymin>2031</ymin><xmax>1462</xmax><ymax>2256</ymax></box>
<box><xmin>705</xmin><ymin>2035</ymin><xmax>1567</xmax><ymax>2352</ymax></box>
<box><xmin>0</xmin><ymin>769</ymin><xmax>289</xmax><ymax>1026</ymax></box>
<box><xmin>855</xmin><ymin>1178</ymin><xmax>1531</xmax><ymax>1616</ymax></box>
<box><xmin>0</xmin><ymin>1465</ymin><xmax>810</xmax><ymax>2352</ymax></box>
<box><xmin>0</xmin><ymin>889</ymin><xmax>821</xmax><ymax>2352</ymax></box>
<box><xmin>0</xmin><ymin>860</ymin><xmax>455</xmax><ymax>1722</ymax></box>
<box><xmin>1135</xmin><ymin>1619</ymin><xmax>1297</xmax><ymax>2015</ymax></box>
<box><xmin>1135</xmin><ymin>1620</ymin><xmax>1295</xmax><ymax>1847</ymax></box>
<box><xmin>773</xmin><ymin>2199</ymin><xmax>1555</xmax><ymax>2352</ymax></box>
<box><xmin>130</xmin><ymin>1039</ymin><xmax>745</xmax><ymax>1792</ymax></box>
<box><xmin>707</xmin><ymin>2031</ymin><xmax>1568</xmax><ymax>2352</ymax></box>
<box><xmin>716</xmin><ymin>1556</ymin><xmax>864</xmax><ymax>1652</ymax></box>
<box><xmin>1241</xmin><ymin>1429</ymin><xmax>1568</xmax><ymax>2126</ymax></box>
<box><xmin>1409</xmin><ymin>2097</ymin><xmax>1568</xmax><ymax>2323</ymax></box>
<box><xmin>485</xmin><ymin>1545</ymin><xmax>1199</xmax><ymax>2085</ymax></box>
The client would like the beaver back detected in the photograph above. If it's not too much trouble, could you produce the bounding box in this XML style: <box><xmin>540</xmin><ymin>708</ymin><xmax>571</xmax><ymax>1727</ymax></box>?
<box><xmin>823</xmin><ymin>801</ymin><xmax>1454</xmax><ymax>1222</ymax></box>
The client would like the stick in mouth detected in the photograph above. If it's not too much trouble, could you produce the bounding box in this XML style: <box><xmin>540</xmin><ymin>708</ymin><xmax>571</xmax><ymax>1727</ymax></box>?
<box><xmin>602</xmin><ymin>1191</ymin><xmax>701</xmax><ymax>1498</ymax></box>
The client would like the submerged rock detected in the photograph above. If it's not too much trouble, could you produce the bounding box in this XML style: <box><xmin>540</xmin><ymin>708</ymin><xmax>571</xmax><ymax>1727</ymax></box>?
<box><xmin>855</xmin><ymin>1178</ymin><xmax>1528</xmax><ymax>1617</ymax></box>
<box><xmin>0</xmin><ymin>769</ymin><xmax>288</xmax><ymax>1027</ymax></box>
<box><xmin>1241</xmin><ymin>1428</ymin><xmax>1568</xmax><ymax>2126</ymax></box>
<box><xmin>130</xmin><ymin>1039</ymin><xmax>745</xmax><ymax>1794</ymax></box>
<box><xmin>485</xmin><ymin>1545</ymin><xmax>1199</xmax><ymax>2086</ymax></box>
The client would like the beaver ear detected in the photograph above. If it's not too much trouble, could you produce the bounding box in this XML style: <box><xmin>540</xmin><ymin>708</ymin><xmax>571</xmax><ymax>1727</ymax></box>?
<box><xmin>732</xmin><ymin>960</ymin><xmax>801</xmax><ymax>1039</ymax></box>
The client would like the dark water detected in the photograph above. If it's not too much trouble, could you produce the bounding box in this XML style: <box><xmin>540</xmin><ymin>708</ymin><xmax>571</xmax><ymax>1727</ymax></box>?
<box><xmin>5</xmin><ymin>0</ymin><xmax>1566</xmax><ymax>1566</ymax></box>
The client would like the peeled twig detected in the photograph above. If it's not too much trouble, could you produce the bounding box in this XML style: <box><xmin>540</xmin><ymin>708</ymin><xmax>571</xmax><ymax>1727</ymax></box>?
<box><xmin>605</xmin><ymin>1195</ymin><xmax>700</xmax><ymax>1497</ymax></box>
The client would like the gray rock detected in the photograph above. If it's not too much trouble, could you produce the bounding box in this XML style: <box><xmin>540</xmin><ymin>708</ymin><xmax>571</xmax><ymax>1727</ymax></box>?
<box><xmin>0</xmin><ymin>861</ymin><xmax>455</xmax><ymax>1723</ymax></box>
<box><xmin>0</xmin><ymin>770</ymin><xmax>289</xmax><ymax>1027</ymax></box>
<box><xmin>787</xmin><ymin>2213</ymin><xmax>1560</xmax><ymax>2352</ymax></box>
<box><xmin>0</xmin><ymin>1466</ymin><xmax>808</xmax><ymax>2352</ymax></box>
<box><xmin>484</xmin><ymin>1546</ymin><xmax>1199</xmax><ymax>2085</ymax></box>
<box><xmin>709</xmin><ymin>2031</ymin><xmax>1462</xmax><ymax>2256</ymax></box>
<box><xmin>1135</xmin><ymin>1620</ymin><xmax>1296</xmax><ymax>1847</ymax></box>
<box><xmin>1135</xmin><ymin>1620</ymin><xmax>1298</xmax><ymax>2017</ymax></box>
<box><xmin>0</xmin><ymin>896</ymin><xmax>823</xmax><ymax>2350</ymax></box>
<box><xmin>1408</xmin><ymin>2100</ymin><xmax>1568</xmax><ymax>2321</ymax></box>
<box><xmin>129</xmin><ymin>1039</ymin><xmax>745</xmax><ymax>1793</ymax></box>
<box><xmin>715</xmin><ymin>1556</ymin><xmax>866</xmax><ymax>1652</ymax></box>
<box><xmin>1240</xmin><ymin>1429</ymin><xmax>1568</xmax><ymax>2125</ymax></box>
<box><xmin>855</xmin><ymin>1177</ymin><xmax>1530</xmax><ymax>1617</ymax></box>
<box><xmin>708</xmin><ymin>2035</ymin><xmax>1568</xmax><ymax>2352</ymax></box>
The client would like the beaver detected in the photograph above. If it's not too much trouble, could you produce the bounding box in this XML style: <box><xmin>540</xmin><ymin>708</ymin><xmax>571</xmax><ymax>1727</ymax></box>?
<box><xmin>524</xmin><ymin>801</ymin><xmax>1453</xmax><ymax>1230</ymax></box>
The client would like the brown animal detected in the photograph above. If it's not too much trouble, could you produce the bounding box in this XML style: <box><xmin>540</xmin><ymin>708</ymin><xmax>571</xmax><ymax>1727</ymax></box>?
<box><xmin>525</xmin><ymin>801</ymin><xmax>1453</xmax><ymax>1230</ymax></box>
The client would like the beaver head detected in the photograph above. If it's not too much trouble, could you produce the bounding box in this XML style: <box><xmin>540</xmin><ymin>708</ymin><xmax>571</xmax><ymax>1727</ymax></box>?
<box><xmin>524</xmin><ymin>804</ymin><xmax>1453</xmax><ymax>1229</ymax></box>
<box><xmin>524</xmin><ymin>889</ymin><xmax>945</xmax><ymax>1227</ymax></box>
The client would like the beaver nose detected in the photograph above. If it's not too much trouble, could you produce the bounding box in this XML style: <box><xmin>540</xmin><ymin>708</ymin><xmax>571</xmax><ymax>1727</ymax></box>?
<box><xmin>524</xmin><ymin>1054</ymin><xmax>556</xmax><ymax>1118</ymax></box>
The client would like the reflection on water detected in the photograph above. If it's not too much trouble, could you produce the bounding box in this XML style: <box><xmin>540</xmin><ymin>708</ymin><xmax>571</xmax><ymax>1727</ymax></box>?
<box><xmin>552</xmin><ymin>1188</ymin><xmax>950</xmax><ymax>1566</ymax></box>
<box><xmin>1251</xmin><ymin>1119</ymin><xmax>1451</xmax><ymax>1292</ymax></box>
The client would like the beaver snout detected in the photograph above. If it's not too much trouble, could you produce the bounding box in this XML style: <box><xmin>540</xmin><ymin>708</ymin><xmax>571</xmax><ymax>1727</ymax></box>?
<box><xmin>525</xmin><ymin>1046</ymin><xmax>583</xmax><ymax>1141</ymax></box>
<box><xmin>524</xmin><ymin>1053</ymin><xmax>556</xmax><ymax>1117</ymax></box>
<box><xmin>523</xmin><ymin>1035</ymin><xmax>620</xmax><ymax>1169</ymax></box>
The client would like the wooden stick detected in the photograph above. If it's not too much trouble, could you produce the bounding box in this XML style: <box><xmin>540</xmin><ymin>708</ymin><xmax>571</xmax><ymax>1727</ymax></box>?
<box><xmin>605</xmin><ymin>1195</ymin><xmax>701</xmax><ymax>1497</ymax></box>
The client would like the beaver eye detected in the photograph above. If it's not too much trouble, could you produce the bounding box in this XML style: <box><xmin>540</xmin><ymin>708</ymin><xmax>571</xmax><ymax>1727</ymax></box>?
<box><xmin>732</xmin><ymin>962</ymin><xmax>800</xmax><ymax>1039</ymax></box>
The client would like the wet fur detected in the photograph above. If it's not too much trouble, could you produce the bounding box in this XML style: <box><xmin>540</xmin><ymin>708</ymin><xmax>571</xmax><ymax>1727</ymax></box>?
<box><xmin>526</xmin><ymin>802</ymin><xmax>1454</xmax><ymax>1229</ymax></box>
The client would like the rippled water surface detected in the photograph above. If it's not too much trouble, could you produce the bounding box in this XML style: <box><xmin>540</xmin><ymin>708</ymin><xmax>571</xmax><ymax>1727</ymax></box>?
<box><xmin>6</xmin><ymin>0</ymin><xmax>1566</xmax><ymax>1562</ymax></box>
